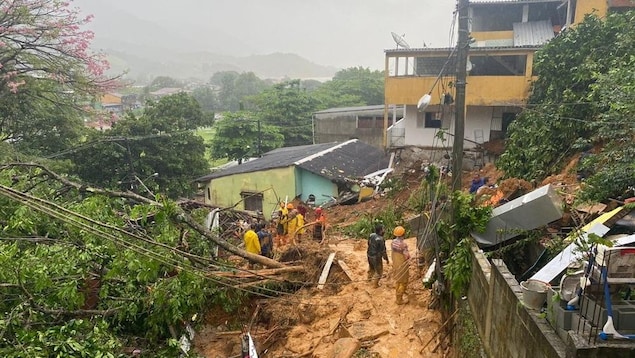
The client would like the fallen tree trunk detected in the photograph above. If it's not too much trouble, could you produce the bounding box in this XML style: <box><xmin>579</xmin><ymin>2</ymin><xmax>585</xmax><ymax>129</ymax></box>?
<box><xmin>1</xmin><ymin>163</ymin><xmax>285</xmax><ymax>269</ymax></box>
<box><xmin>210</xmin><ymin>265</ymin><xmax>304</xmax><ymax>278</ymax></box>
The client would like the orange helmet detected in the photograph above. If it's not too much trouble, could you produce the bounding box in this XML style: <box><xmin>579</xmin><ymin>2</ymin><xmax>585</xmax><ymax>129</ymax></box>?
<box><xmin>286</xmin><ymin>203</ymin><xmax>294</xmax><ymax>209</ymax></box>
<box><xmin>393</xmin><ymin>226</ymin><xmax>405</xmax><ymax>237</ymax></box>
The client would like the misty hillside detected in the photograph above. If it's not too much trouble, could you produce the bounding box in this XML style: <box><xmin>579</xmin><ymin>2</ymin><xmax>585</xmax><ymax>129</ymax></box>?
<box><xmin>103</xmin><ymin>48</ymin><xmax>339</xmax><ymax>82</ymax></box>
<box><xmin>79</xmin><ymin>1</ymin><xmax>338</xmax><ymax>82</ymax></box>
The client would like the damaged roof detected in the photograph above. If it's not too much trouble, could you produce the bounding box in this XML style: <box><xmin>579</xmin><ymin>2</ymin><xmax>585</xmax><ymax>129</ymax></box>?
<box><xmin>195</xmin><ymin>139</ymin><xmax>389</xmax><ymax>182</ymax></box>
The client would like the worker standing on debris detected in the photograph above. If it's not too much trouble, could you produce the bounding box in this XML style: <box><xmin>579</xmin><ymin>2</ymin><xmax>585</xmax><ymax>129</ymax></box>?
<box><xmin>286</xmin><ymin>207</ymin><xmax>299</xmax><ymax>244</ymax></box>
<box><xmin>312</xmin><ymin>208</ymin><xmax>326</xmax><ymax>242</ymax></box>
<box><xmin>275</xmin><ymin>202</ymin><xmax>289</xmax><ymax>246</ymax></box>
<box><xmin>469</xmin><ymin>173</ymin><xmax>488</xmax><ymax>194</ymax></box>
<box><xmin>391</xmin><ymin>226</ymin><xmax>410</xmax><ymax>304</ymax></box>
<box><xmin>256</xmin><ymin>224</ymin><xmax>273</xmax><ymax>259</ymax></box>
<box><xmin>295</xmin><ymin>209</ymin><xmax>305</xmax><ymax>241</ymax></box>
<box><xmin>367</xmin><ymin>224</ymin><xmax>389</xmax><ymax>288</ymax></box>
<box><xmin>244</xmin><ymin>223</ymin><xmax>261</xmax><ymax>266</ymax></box>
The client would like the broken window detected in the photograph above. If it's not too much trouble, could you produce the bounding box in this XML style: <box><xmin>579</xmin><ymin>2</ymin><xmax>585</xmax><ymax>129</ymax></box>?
<box><xmin>469</xmin><ymin>55</ymin><xmax>526</xmax><ymax>76</ymax></box>
<box><xmin>472</xmin><ymin>4</ymin><xmax>523</xmax><ymax>31</ymax></box>
<box><xmin>417</xmin><ymin>112</ymin><xmax>442</xmax><ymax>129</ymax></box>
<box><xmin>472</xmin><ymin>3</ymin><xmax>566</xmax><ymax>31</ymax></box>
<box><xmin>241</xmin><ymin>191</ymin><xmax>263</xmax><ymax>212</ymax></box>
<box><xmin>415</xmin><ymin>56</ymin><xmax>456</xmax><ymax>76</ymax></box>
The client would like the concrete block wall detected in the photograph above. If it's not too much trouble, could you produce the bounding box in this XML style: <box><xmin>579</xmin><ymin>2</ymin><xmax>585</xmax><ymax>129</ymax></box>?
<box><xmin>468</xmin><ymin>245</ymin><xmax>568</xmax><ymax>358</ymax></box>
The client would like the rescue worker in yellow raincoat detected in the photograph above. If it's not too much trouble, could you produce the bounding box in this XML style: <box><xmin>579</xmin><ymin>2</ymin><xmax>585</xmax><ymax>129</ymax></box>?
<box><xmin>286</xmin><ymin>207</ymin><xmax>299</xmax><ymax>244</ymax></box>
<box><xmin>243</xmin><ymin>223</ymin><xmax>261</xmax><ymax>269</ymax></box>
<box><xmin>295</xmin><ymin>210</ymin><xmax>305</xmax><ymax>241</ymax></box>
<box><xmin>391</xmin><ymin>226</ymin><xmax>410</xmax><ymax>305</ymax></box>
<box><xmin>275</xmin><ymin>202</ymin><xmax>289</xmax><ymax>246</ymax></box>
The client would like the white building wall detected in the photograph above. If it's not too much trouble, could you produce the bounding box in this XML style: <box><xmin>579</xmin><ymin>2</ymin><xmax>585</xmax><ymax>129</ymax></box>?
<box><xmin>403</xmin><ymin>105</ymin><xmax>452</xmax><ymax>148</ymax></box>
<box><xmin>398</xmin><ymin>104</ymin><xmax>496</xmax><ymax>149</ymax></box>
<box><xmin>464</xmin><ymin>106</ymin><xmax>494</xmax><ymax>147</ymax></box>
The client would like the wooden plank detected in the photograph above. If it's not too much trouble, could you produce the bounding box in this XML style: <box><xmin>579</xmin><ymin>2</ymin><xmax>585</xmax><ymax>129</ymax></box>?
<box><xmin>337</xmin><ymin>260</ymin><xmax>355</xmax><ymax>282</ymax></box>
<box><xmin>317</xmin><ymin>252</ymin><xmax>336</xmax><ymax>290</ymax></box>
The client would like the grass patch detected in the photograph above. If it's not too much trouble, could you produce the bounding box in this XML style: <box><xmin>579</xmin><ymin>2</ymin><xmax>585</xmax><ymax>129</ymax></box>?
<box><xmin>196</xmin><ymin>127</ymin><xmax>215</xmax><ymax>143</ymax></box>
<box><xmin>196</xmin><ymin>127</ymin><xmax>227</xmax><ymax>167</ymax></box>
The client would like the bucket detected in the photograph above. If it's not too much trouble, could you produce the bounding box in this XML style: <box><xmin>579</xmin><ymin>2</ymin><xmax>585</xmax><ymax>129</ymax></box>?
<box><xmin>520</xmin><ymin>279</ymin><xmax>550</xmax><ymax>310</ymax></box>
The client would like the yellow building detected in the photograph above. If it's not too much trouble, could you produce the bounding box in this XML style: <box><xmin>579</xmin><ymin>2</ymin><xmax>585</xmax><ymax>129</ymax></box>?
<box><xmin>99</xmin><ymin>92</ymin><xmax>124</xmax><ymax>113</ymax></box>
<box><xmin>384</xmin><ymin>0</ymin><xmax>627</xmax><ymax>152</ymax></box>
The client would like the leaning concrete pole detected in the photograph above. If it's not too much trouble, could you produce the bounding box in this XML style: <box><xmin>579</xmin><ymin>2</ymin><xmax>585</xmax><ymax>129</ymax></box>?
<box><xmin>452</xmin><ymin>0</ymin><xmax>470</xmax><ymax>193</ymax></box>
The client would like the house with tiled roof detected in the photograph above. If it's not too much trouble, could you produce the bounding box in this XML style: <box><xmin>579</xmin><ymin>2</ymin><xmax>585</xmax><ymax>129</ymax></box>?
<box><xmin>195</xmin><ymin>139</ymin><xmax>390</xmax><ymax>218</ymax></box>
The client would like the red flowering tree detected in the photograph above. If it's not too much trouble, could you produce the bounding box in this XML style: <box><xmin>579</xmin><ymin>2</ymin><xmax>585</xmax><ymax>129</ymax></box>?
<box><xmin>0</xmin><ymin>0</ymin><xmax>111</xmax><ymax>154</ymax></box>
<box><xmin>0</xmin><ymin>0</ymin><xmax>109</xmax><ymax>94</ymax></box>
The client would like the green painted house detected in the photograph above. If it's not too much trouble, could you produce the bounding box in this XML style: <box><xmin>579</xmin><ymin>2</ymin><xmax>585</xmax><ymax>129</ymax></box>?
<box><xmin>195</xmin><ymin>139</ymin><xmax>390</xmax><ymax>219</ymax></box>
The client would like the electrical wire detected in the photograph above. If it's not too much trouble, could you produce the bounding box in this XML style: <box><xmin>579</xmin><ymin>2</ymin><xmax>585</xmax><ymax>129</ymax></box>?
<box><xmin>0</xmin><ymin>184</ymin><xmax>306</xmax><ymax>300</ymax></box>
<box><xmin>0</xmin><ymin>183</ymin><xmax>367</xmax><ymax>307</ymax></box>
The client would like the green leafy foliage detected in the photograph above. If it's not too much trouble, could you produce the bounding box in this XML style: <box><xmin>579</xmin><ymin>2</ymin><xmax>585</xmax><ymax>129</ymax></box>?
<box><xmin>312</xmin><ymin>67</ymin><xmax>385</xmax><ymax>109</ymax></box>
<box><xmin>444</xmin><ymin>237</ymin><xmax>473</xmax><ymax>298</ymax></box>
<box><xmin>210</xmin><ymin>71</ymin><xmax>270</xmax><ymax>112</ymax></box>
<box><xmin>455</xmin><ymin>302</ymin><xmax>484</xmax><ymax>357</ymax></box>
<box><xmin>0</xmin><ymin>78</ymin><xmax>88</xmax><ymax>156</ymax></box>
<box><xmin>577</xmin><ymin>54</ymin><xmax>635</xmax><ymax>201</ymax></box>
<box><xmin>498</xmin><ymin>11</ymin><xmax>635</xmax><ymax>194</ymax></box>
<box><xmin>208</xmin><ymin>111</ymin><xmax>284</xmax><ymax>162</ymax></box>
<box><xmin>407</xmin><ymin>166</ymin><xmax>449</xmax><ymax>211</ymax></box>
<box><xmin>1</xmin><ymin>319</ymin><xmax>123</xmax><ymax>358</ymax></box>
<box><xmin>439</xmin><ymin>191</ymin><xmax>492</xmax><ymax>297</ymax></box>
<box><xmin>249</xmin><ymin>79</ymin><xmax>317</xmax><ymax>147</ymax></box>
<box><xmin>0</xmin><ymin>168</ymin><xmax>242</xmax><ymax>356</ymax></box>
<box><xmin>379</xmin><ymin>177</ymin><xmax>406</xmax><ymax>199</ymax></box>
<box><xmin>343</xmin><ymin>206</ymin><xmax>406</xmax><ymax>239</ymax></box>
<box><xmin>449</xmin><ymin>191</ymin><xmax>492</xmax><ymax>238</ymax></box>
<box><xmin>70</xmin><ymin>93</ymin><xmax>211</xmax><ymax>198</ymax></box>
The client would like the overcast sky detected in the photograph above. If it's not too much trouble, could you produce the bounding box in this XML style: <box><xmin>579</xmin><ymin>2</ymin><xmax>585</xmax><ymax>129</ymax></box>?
<box><xmin>75</xmin><ymin>0</ymin><xmax>457</xmax><ymax>70</ymax></box>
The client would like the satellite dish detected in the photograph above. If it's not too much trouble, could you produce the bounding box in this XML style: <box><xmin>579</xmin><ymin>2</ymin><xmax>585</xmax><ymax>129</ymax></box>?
<box><xmin>417</xmin><ymin>94</ymin><xmax>431</xmax><ymax>111</ymax></box>
<box><xmin>391</xmin><ymin>32</ymin><xmax>411</xmax><ymax>49</ymax></box>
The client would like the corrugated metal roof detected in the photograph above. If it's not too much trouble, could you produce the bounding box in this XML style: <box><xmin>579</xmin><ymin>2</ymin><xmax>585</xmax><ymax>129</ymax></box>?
<box><xmin>384</xmin><ymin>45</ymin><xmax>542</xmax><ymax>54</ymax></box>
<box><xmin>314</xmin><ymin>105</ymin><xmax>385</xmax><ymax>114</ymax></box>
<box><xmin>473</xmin><ymin>39</ymin><xmax>515</xmax><ymax>47</ymax></box>
<box><xmin>470</xmin><ymin>0</ymin><xmax>561</xmax><ymax>5</ymax></box>
<box><xmin>314</xmin><ymin>104</ymin><xmax>403</xmax><ymax>116</ymax></box>
<box><xmin>513</xmin><ymin>20</ymin><xmax>555</xmax><ymax>46</ymax></box>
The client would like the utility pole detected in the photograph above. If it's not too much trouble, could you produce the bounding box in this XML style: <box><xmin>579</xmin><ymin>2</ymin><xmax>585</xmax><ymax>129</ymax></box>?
<box><xmin>257</xmin><ymin>118</ymin><xmax>262</xmax><ymax>157</ymax></box>
<box><xmin>452</xmin><ymin>0</ymin><xmax>470</xmax><ymax>192</ymax></box>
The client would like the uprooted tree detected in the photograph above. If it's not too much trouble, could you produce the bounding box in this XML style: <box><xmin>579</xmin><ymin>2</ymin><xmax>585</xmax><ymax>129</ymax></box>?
<box><xmin>0</xmin><ymin>163</ymin><xmax>301</xmax><ymax>356</ymax></box>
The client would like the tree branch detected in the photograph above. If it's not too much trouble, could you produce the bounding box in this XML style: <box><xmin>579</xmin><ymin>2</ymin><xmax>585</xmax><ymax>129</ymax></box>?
<box><xmin>0</xmin><ymin>163</ymin><xmax>285</xmax><ymax>268</ymax></box>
